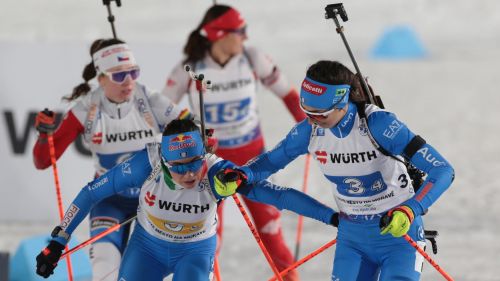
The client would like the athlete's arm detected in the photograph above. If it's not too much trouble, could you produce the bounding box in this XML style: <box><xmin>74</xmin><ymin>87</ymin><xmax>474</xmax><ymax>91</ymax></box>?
<box><xmin>160</xmin><ymin>63</ymin><xmax>191</xmax><ymax>104</ymax></box>
<box><xmin>368</xmin><ymin>110</ymin><xmax>455</xmax><ymax>216</ymax></box>
<box><xmin>244</xmin><ymin>120</ymin><xmax>311</xmax><ymax>183</ymax></box>
<box><xmin>32</xmin><ymin>110</ymin><xmax>84</xmax><ymax>169</ymax></box>
<box><xmin>238</xmin><ymin>180</ymin><xmax>335</xmax><ymax>225</ymax></box>
<box><xmin>245</xmin><ymin>47</ymin><xmax>306</xmax><ymax>122</ymax></box>
<box><xmin>51</xmin><ymin>149</ymin><xmax>152</xmax><ymax>245</ymax></box>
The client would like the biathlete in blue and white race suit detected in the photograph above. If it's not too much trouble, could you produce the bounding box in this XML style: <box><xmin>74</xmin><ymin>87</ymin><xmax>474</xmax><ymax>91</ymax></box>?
<box><xmin>236</xmin><ymin>61</ymin><xmax>455</xmax><ymax>281</ymax></box>
<box><xmin>32</xmin><ymin>38</ymin><xmax>190</xmax><ymax>281</ymax></box>
<box><xmin>35</xmin><ymin>119</ymin><xmax>337</xmax><ymax>281</ymax></box>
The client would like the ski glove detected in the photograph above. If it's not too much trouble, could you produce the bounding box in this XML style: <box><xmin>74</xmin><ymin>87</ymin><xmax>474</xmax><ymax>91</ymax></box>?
<box><xmin>213</xmin><ymin>168</ymin><xmax>247</xmax><ymax>197</ymax></box>
<box><xmin>36</xmin><ymin>240</ymin><xmax>65</xmax><ymax>278</ymax></box>
<box><xmin>380</xmin><ymin>206</ymin><xmax>414</xmax><ymax>237</ymax></box>
<box><xmin>35</xmin><ymin>109</ymin><xmax>57</xmax><ymax>134</ymax></box>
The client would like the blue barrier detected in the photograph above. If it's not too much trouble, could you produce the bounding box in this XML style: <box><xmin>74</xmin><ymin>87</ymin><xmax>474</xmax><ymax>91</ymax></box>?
<box><xmin>9</xmin><ymin>234</ymin><xmax>92</xmax><ymax>281</ymax></box>
<box><xmin>371</xmin><ymin>25</ymin><xmax>427</xmax><ymax>59</ymax></box>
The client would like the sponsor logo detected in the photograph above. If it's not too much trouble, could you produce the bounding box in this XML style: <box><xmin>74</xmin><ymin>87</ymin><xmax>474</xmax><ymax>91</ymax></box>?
<box><xmin>144</xmin><ymin>191</ymin><xmax>156</xmax><ymax>206</ymax></box>
<box><xmin>60</xmin><ymin>204</ymin><xmax>80</xmax><ymax>230</ymax></box>
<box><xmin>416</xmin><ymin>147</ymin><xmax>445</xmax><ymax>167</ymax></box>
<box><xmin>314</xmin><ymin>127</ymin><xmax>325</xmax><ymax>136</ymax></box>
<box><xmin>105</xmin><ymin>129</ymin><xmax>154</xmax><ymax>143</ymax></box>
<box><xmin>330</xmin><ymin>151</ymin><xmax>378</xmax><ymax>164</ymax></box>
<box><xmin>158</xmin><ymin>200</ymin><xmax>210</xmax><ymax>214</ymax></box>
<box><xmin>336</xmin><ymin>88</ymin><xmax>348</xmax><ymax>96</ymax></box>
<box><xmin>210</xmin><ymin>78</ymin><xmax>252</xmax><ymax>92</ymax></box>
<box><xmin>100</xmin><ymin>47</ymin><xmax>128</xmax><ymax>58</ymax></box>
<box><xmin>92</xmin><ymin>132</ymin><xmax>103</xmax><ymax>144</ymax></box>
<box><xmin>169</xmin><ymin>134</ymin><xmax>196</xmax><ymax>151</ymax></box>
<box><xmin>301</xmin><ymin>80</ymin><xmax>326</xmax><ymax>96</ymax></box>
<box><xmin>340</xmin><ymin>112</ymin><xmax>354</xmax><ymax>129</ymax></box>
<box><xmin>88</xmin><ymin>177</ymin><xmax>109</xmax><ymax>191</ymax></box>
<box><xmin>383</xmin><ymin>120</ymin><xmax>403</xmax><ymax>139</ymax></box>
<box><xmin>315</xmin><ymin>150</ymin><xmax>328</xmax><ymax>164</ymax></box>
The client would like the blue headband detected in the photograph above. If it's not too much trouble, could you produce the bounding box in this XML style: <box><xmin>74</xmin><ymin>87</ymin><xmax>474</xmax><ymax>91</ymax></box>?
<box><xmin>161</xmin><ymin>131</ymin><xmax>205</xmax><ymax>161</ymax></box>
<box><xmin>300</xmin><ymin>77</ymin><xmax>350</xmax><ymax>111</ymax></box>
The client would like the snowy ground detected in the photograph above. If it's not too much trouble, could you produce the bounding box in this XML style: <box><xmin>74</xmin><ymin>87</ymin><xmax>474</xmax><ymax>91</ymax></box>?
<box><xmin>1</xmin><ymin>0</ymin><xmax>500</xmax><ymax>280</ymax></box>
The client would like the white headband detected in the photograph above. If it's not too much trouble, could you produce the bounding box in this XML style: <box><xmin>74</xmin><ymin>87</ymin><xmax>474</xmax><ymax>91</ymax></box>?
<box><xmin>92</xmin><ymin>43</ymin><xmax>137</xmax><ymax>73</ymax></box>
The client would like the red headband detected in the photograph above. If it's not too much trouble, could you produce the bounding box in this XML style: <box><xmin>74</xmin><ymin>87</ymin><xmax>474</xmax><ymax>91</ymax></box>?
<box><xmin>201</xmin><ymin>8</ymin><xmax>246</xmax><ymax>42</ymax></box>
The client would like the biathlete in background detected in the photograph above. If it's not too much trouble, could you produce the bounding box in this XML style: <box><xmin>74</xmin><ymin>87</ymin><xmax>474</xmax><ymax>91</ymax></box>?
<box><xmin>32</xmin><ymin>38</ymin><xmax>190</xmax><ymax>281</ymax></box>
<box><xmin>161</xmin><ymin>5</ymin><xmax>306</xmax><ymax>279</ymax></box>
<box><xmin>232</xmin><ymin>60</ymin><xmax>455</xmax><ymax>280</ymax></box>
<box><xmin>35</xmin><ymin>119</ymin><xmax>337</xmax><ymax>281</ymax></box>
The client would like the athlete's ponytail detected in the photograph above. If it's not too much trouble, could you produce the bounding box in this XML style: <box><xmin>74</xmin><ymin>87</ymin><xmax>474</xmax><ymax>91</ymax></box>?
<box><xmin>183</xmin><ymin>5</ymin><xmax>232</xmax><ymax>65</ymax></box>
<box><xmin>64</xmin><ymin>38</ymin><xmax>125</xmax><ymax>101</ymax></box>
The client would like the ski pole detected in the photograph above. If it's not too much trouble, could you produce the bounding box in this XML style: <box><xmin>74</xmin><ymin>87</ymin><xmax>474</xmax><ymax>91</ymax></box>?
<box><xmin>232</xmin><ymin>194</ymin><xmax>284</xmax><ymax>281</ymax></box>
<box><xmin>325</xmin><ymin>3</ymin><xmax>384</xmax><ymax>108</ymax></box>
<box><xmin>214</xmin><ymin>257</ymin><xmax>222</xmax><ymax>281</ymax></box>
<box><xmin>102</xmin><ymin>0</ymin><xmax>121</xmax><ymax>38</ymax></box>
<box><xmin>60</xmin><ymin>216</ymin><xmax>136</xmax><ymax>260</ymax></box>
<box><xmin>184</xmin><ymin>65</ymin><xmax>212</xmax><ymax>144</ymax></box>
<box><xmin>47</xmin><ymin>130</ymin><xmax>74</xmax><ymax>281</ymax></box>
<box><xmin>294</xmin><ymin>153</ymin><xmax>311</xmax><ymax>261</ymax></box>
<box><xmin>403</xmin><ymin>234</ymin><xmax>454</xmax><ymax>281</ymax></box>
<box><xmin>268</xmin><ymin>238</ymin><xmax>337</xmax><ymax>281</ymax></box>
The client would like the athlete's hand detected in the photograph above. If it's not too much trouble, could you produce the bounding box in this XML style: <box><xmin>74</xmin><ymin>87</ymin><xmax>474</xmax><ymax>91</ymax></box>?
<box><xmin>380</xmin><ymin>206</ymin><xmax>414</xmax><ymax>237</ymax></box>
<box><xmin>36</xmin><ymin>240</ymin><xmax>65</xmax><ymax>278</ymax></box>
<box><xmin>213</xmin><ymin>168</ymin><xmax>247</xmax><ymax>197</ymax></box>
<box><xmin>35</xmin><ymin>109</ymin><xmax>57</xmax><ymax>134</ymax></box>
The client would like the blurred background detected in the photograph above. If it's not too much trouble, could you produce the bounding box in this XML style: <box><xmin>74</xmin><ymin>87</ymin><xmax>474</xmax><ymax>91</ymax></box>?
<box><xmin>1</xmin><ymin>0</ymin><xmax>499</xmax><ymax>280</ymax></box>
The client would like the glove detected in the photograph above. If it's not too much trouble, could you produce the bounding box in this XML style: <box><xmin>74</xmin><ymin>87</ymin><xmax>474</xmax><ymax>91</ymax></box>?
<box><xmin>36</xmin><ymin>240</ymin><xmax>65</xmax><ymax>278</ymax></box>
<box><xmin>35</xmin><ymin>109</ymin><xmax>56</xmax><ymax>134</ymax></box>
<box><xmin>330</xmin><ymin>212</ymin><xmax>339</xmax><ymax>227</ymax></box>
<box><xmin>213</xmin><ymin>168</ymin><xmax>247</xmax><ymax>197</ymax></box>
<box><xmin>380</xmin><ymin>206</ymin><xmax>414</xmax><ymax>237</ymax></box>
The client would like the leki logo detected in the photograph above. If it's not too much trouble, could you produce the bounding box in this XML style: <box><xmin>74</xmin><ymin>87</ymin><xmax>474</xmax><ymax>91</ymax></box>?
<box><xmin>92</xmin><ymin>132</ymin><xmax>103</xmax><ymax>144</ymax></box>
<box><xmin>315</xmin><ymin>151</ymin><xmax>328</xmax><ymax>164</ymax></box>
<box><xmin>302</xmin><ymin>80</ymin><xmax>326</xmax><ymax>96</ymax></box>
<box><xmin>170</xmin><ymin>134</ymin><xmax>193</xmax><ymax>143</ymax></box>
<box><xmin>144</xmin><ymin>191</ymin><xmax>156</xmax><ymax>206</ymax></box>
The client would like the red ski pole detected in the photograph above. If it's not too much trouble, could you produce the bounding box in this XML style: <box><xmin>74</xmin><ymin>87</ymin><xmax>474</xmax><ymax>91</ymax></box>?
<box><xmin>214</xmin><ymin>257</ymin><xmax>222</xmax><ymax>281</ymax></box>
<box><xmin>60</xmin><ymin>216</ymin><xmax>136</xmax><ymax>260</ymax></box>
<box><xmin>268</xmin><ymin>238</ymin><xmax>337</xmax><ymax>281</ymax></box>
<box><xmin>403</xmin><ymin>234</ymin><xmax>454</xmax><ymax>281</ymax></box>
<box><xmin>294</xmin><ymin>153</ymin><xmax>311</xmax><ymax>260</ymax></box>
<box><xmin>47</xmin><ymin>132</ymin><xmax>74</xmax><ymax>281</ymax></box>
<box><xmin>232</xmin><ymin>194</ymin><xmax>284</xmax><ymax>281</ymax></box>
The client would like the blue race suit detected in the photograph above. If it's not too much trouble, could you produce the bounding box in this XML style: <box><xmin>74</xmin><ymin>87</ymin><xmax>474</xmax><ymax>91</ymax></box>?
<box><xmin>243</xmin><ymin>102</ymin><xmax>455</xmax><ymax>281</ymax></box>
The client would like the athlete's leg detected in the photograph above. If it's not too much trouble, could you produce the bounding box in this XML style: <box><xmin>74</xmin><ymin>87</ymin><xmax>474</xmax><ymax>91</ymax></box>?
<box><xmin>378</xmin><ymin>217</ymin><xmax>425</xmax><ymax>281</ymax></box>
<box><xmin>89</xmin><ymin>196</ymin><xmax>137</xmax><ymax>281</ymax></box>
<box><xmin>171</xmin><ymin>235</ymin><xmax>217</xmax><ymax>281</ymax></box>
<box><xmin>118</xmin><ymin>228</ymin><xmax>165</xmax><ymax>281</ymax></box>
<box><xmin>332</xmin><ymin>239</ymin><xmax>378</xmax><ymax>281</ymax></box>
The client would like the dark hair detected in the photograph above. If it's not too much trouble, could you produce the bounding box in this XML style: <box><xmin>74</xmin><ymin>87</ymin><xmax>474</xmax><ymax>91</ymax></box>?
<box><xmin>64</xmin><ymin>38</ymin><xmax>126</xmax><ymax>101</ymax></box>
<box><xmin>306</xmin><ymin>60</ymin><xmax>367</xmax><ymax>103</ymax></box>
<box><xmin>183</xmin><ymin>5</ymin><xmax>232</xmax><ymax>65</ymax></box>
<box><xmin>163</xmin><ymin>119</ymin><xmax>200</xmax><ymax>136</ymax></box>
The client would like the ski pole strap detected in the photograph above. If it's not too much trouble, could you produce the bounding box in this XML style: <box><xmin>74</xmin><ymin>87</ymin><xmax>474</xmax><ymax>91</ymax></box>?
<box><xmin>424</xmin><ymin>230</ymin><xmax>439</xmax><ymax>254</ymax></box>
<box><xmin>403</xmin><ymin>135</ymin><xmax>426</xmax><ymax>159</ymax></box>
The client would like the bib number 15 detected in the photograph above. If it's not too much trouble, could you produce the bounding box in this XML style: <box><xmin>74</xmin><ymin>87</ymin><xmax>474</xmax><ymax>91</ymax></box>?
<box><xmin>204</xmin><ymin>98</ymin><xmax>251</xmax><ymax>124</ymax></box>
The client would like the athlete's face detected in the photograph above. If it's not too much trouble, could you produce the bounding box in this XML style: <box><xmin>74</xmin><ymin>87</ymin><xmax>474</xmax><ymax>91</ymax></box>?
<box><xmin>303</xmin><ymin>103</ymin><xmax>349</xmax><ymax>129</ymax></box>
<box><xmin>98</xmin><ymin>64</ymin><xmax>137</xmax><ymax>103</ymax></box>
<box><xmin>213</xmin><ymin>25</ymin><xmax>247</xmax><ymax>57</ymax></box>
<box><xmin>168</xmin><ymin>156</ymin><xmax>204</xmax><ymax>189</ymax></box>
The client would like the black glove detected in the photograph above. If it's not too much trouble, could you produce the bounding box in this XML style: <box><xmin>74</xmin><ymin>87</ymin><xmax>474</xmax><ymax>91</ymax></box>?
<box><xmin>213</xmin><ymin>168</ymin><xmax>247</xmax><ymax>198</ymax></box>
<box><xmin>330</xmin><ymin>213</ymin><xmax>339</xmax><ymax>227</ymax></box>
<box><xmin>35</xmin><ymin>108</ymin><xmax>57</xmax><ymax>134</ymax></box>
<box><xmin>36</xmin><ymin>240</ymin><xmax>65</xmax><ymax>278</ymax></box>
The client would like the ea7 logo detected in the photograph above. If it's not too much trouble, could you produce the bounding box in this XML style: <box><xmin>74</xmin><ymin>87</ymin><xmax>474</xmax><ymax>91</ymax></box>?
<box><xmin>144</xmin><ymin>191</ymin><xmax>156</xmax><ymax>206</ymax></box>
<box><xmin>315</xmin><ymin>151</ymin><xmax>327</xmax><ymax>164</ymax></box>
